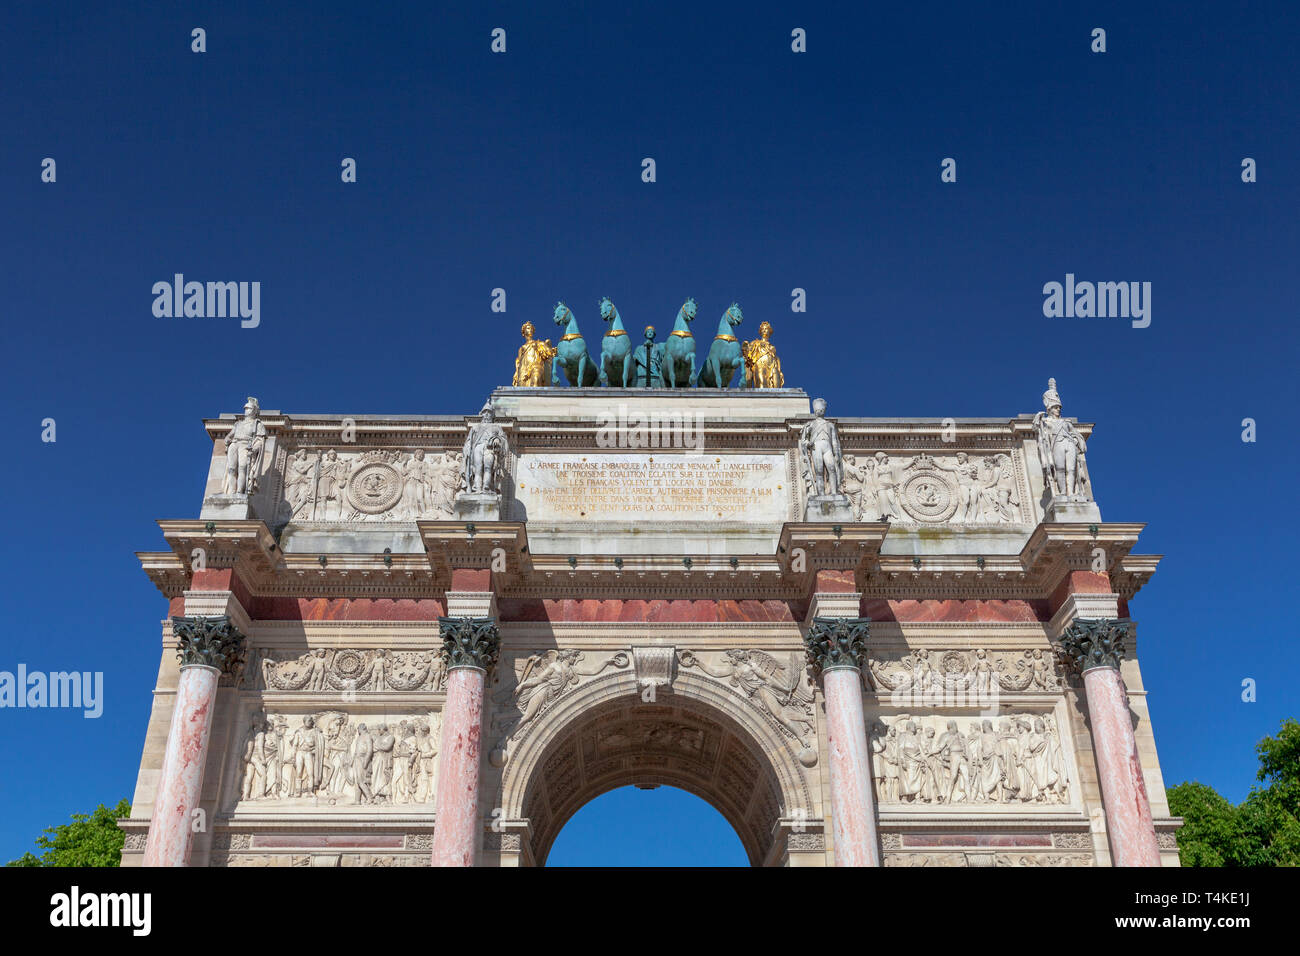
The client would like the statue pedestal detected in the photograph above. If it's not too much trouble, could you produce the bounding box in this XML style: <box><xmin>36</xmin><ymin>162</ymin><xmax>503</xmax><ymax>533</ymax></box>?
<box><xmin>1045</xmin><ymin>496</ymin><xmax>1102</xmax><ymax>523</ymax></box>
<box><xmin>804</xmin><ymin>494</ymin><xmax>854</xmax><ymax>522</ymax></box>
<box><xmin>454</xmin><ymin>493</ymin><xmax>502</xmax><ymax>522</ymax></box>
<box><xmin>200</xmin><ymin>493</ymin><xmax>252</xmax><ymax>520</ymax></box>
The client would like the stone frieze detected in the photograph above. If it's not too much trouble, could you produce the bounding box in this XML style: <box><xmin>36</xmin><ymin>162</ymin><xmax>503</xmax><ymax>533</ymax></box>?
<box><xmin>235</xmin><ymin>710</ymin><xmax>441</xmax><ymax>807</ymax></box>
<box><xmin>870</xmin><ymin>712</ymin><xmax>1072</xmax><ymax>806</ymax></box>
<box><xmin>255</xmin><ymin>648</ymin><xmax>446</xmax><ymax>693</ymax></box>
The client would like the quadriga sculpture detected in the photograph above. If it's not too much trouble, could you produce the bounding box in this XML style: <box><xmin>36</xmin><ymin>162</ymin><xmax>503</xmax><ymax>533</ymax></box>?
<box><xmin>551</xmin><ymin>302</ymin><xmax>600</xmax><ymax>387</ymax></box>
<box><xmin>698</xmin><ymin>303</ymin><xmax>744</xmax><ymax>388</ymax></box>
<box><xmin>660</xmin><ymin>297</ymin><xmax>698</xmax><ymax>388</ymax></box>
<box><xmin>598</xmin><ymin>296</ymin><xmax>635</xmax><ymax>387</ymax></box>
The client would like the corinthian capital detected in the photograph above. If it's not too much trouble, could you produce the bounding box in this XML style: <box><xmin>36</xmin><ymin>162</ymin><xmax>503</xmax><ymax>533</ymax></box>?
<box><xmin>805</xmin><ymin>617</ymin><xmax>871</xmax><ymax>671</ymax></box>
<box><xmin>172</xmin><ymin>615</ymin><xmax>246</xmax><ymax>675</ymax></box>
<box><xmin>438</xmin><ymin>616</ymin><xmax>501</xmax><ymax>673</ymax></box>
<box><xmin>1057</xmin><ymin>618</ymin><xmax>1131</xmax><ymax>673</ymax></box>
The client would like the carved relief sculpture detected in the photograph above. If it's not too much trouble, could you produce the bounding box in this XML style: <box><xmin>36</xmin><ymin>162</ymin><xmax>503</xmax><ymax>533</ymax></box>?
<box><xmin>868</xmin><ymin>648</ymin><xmax>1060</xmax><ymax>696</ymax></box>
<box><xmin>282</xmin><ymin>448</ymin><xmax>462</xmax><ymax>523</ymax></box>
<box><xmin>490</xmin><ymin>650</ymin><xmax>631</xmax><ymax>764</ymax></box>
<box><xmin>237</xmin><ymin>710</ymin><xmax>441</xmax><ymax>806</ymax></box>
<box><xmin>680</xmin><ymin>649</ymin><xmax>817</xmax><ymax>766</ymax></box>
<box><xmin>257</xmin><ymin>648</ymin><xmax>445</xmax><ymax>693</ymax></box>
<box><xmin>283</xmin><ymin>449</ymin><xmax>318</xmax><ymax>520</ymax></box>
<box><xmin>870</xmin><ymin>713</ymin><xmax>1071</xmax><ymax>806</ymax></box>
<box><xmin>836</xmin><ymin>451</ymin><xmax>1024</xmax><ymax>525</ymax></box>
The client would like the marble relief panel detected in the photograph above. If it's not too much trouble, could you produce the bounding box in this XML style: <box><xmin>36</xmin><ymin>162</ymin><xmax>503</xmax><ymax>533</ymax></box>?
<box><xmin>253</xmin><ymin>647</ymin><xmax>446</xmax><ymax>693</ymax></box>
<box><xmin>840</xmin><ymin>450</ymin><xmax>1029</xmax><ymax>526</ymax></box>
<box><xmin>231</xmin><ymin>708</ymin><xmax>442</xmax><ymax>809</ymax></box>
<box><xmin>869</xmin><ymin>709</ymin><xmax>1074</xmax><ymax>808</ymax></box>
<box><xmin>279</xmin><ymin>447</ymin><xmax>464</xmax><ymax>523</ymax></box>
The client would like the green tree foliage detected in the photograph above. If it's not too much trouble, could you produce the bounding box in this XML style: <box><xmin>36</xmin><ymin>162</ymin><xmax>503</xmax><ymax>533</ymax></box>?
<box><xmin>6</xmin><ymin>799</ymin><xmax>130</xmax><ymax>867</ymax></box>
<box><xmin>1165</xmin><ymin>782</ymin><xmax>1233</xmax><ymax>866</ymax></box>
<box><xmin>1167</xmin><ymin>718</ymin><xmax>1300</xmax><ymax>866</ymax></box>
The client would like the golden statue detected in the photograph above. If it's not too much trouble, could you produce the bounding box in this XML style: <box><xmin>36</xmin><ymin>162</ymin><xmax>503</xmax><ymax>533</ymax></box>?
<box><xmin>741</xmin><ymin>321</ymin><xmax>784</xmax><ymax>388</ymax></box>
<box><xmin>513</xmin><ymin>321</ymin><xmax>558</xmax><ymax>387</ymax></box>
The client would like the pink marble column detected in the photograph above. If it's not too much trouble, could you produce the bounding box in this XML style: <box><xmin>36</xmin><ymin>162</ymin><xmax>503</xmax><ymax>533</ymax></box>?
<box><xmin>1060</xmin><ymin>618</ymin><xmax>1160</xmax><ymax>867</ymax></box>
<box><xmin>430</xmin><ymin>665</ymin><xmax>487</xmax><ymax>867</ymax></box>
<box><xmin>1083</xmin><ymin>664</ymin><xmax>1160</xmax><ymax>866</ymax></box>
<box><xmin>143</xmin><ymin>664</ymin><xmax>220</xmax><ymax>867</ymax></box>
<box><xmin>806</xmin><ymin>616</ymin><xmax>880</xmax><ymax>867</ymax></box>
<box><xmin>823</xmin><ymin>666</ymin><xmax>881</xmax><ymax>867</ymax></box>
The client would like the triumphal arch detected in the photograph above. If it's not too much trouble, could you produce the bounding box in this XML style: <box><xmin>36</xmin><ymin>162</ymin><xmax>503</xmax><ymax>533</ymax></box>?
<box><xmin>121</xmin><ymin>309</ymin><xmax>1179</xmax><ymax>867</ymax></box>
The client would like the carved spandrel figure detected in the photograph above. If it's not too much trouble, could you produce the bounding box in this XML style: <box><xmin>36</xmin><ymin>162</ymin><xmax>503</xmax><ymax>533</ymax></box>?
<box><xmin>741</xmin><ymin>320</ymin><xmax>784</xmax><ymax>388</ymax></box>
<box><xmin>221</xmin><ymin>397</ymin><xmax>267</xmax><ymax>495</ymax></box>
<box><xmin>687</xmin><ymin>649</ymin><xmax>816</xmax><ymax>753</ymax></box>
<box><xmin>461</xmin><ymin>404</ymin><xmax>507</xmax><ymax>495</ymax></box>
<box><xmin>512</xmin><ymin>649</ymin><xmax>582</xmax><ymax>730</ymax></box>
<box><xmin>513</xmin><ymin>321</ymin><xmax>557</xmax><ymax>387</ymax></box>
<box><xmin>800</xmin><ymin>397</ymin><xmax>844</xmax><ymax>497</ymax></box>
<box><xmin>1033</xmin><ymin>378</ymin><xmax>1089</xmax><ymax>497</ymax></box>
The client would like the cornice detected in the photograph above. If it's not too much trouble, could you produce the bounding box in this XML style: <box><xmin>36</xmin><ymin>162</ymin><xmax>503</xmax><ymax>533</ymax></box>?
<box><xmin>137</xmin><ymin>518</ymin><xmax>1158</xmax><ymax>608</ymax></box>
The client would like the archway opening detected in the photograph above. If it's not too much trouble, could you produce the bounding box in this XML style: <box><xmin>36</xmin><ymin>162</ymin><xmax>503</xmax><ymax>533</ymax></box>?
<box><xmin>505</xmin><ymin>680</ymin><xmax>807</xmax><ymax>866</ymax></box>
<box><xmin>547</xmin><ymin>785</ymin><xmax>748</xmax><ymax>866</ymax></box>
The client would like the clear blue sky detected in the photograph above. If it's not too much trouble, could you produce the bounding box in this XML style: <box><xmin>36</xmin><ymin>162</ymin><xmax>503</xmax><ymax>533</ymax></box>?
<box><xmin>3</xmin><ymin>1</ymin><xmax>1297</xmax><ymax>863</ymax></box>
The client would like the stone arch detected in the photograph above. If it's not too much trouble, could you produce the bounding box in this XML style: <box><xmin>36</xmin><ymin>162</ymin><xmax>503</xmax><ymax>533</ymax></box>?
<box><xmin>497</xmin><ymin>666</ymin><xmax>818</xmax><ymax>866</ymax></box>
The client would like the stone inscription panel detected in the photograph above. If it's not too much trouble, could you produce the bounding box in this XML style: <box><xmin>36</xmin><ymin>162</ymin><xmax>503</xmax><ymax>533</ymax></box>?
<box><xmin>515</xmin><ymin>453</ymin><xmax>788</xmax><ymax>524</ymax></box>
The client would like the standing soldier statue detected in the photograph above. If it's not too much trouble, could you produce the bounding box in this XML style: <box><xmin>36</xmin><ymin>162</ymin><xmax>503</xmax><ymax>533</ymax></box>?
<box><xmin>800</xmin><ymin>397</ymin><xmax>844</xmax><ymax>497</ymax></box>
<box><xmin>1033</xmin><ymin>378</ymin><xmax>1089</xmax><ymax>498</ymax></box>
<box><xmin>221</xmin><ymin>396</ymin><xmax>267</xmax><ymax>495</ymax></box>
<box><xmin>461</xmin><ymin>403</ymin><xmax>507</xmax><ymax>495</ymax></box>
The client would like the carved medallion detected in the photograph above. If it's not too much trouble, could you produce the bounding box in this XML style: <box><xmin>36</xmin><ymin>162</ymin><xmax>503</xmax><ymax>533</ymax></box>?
<box><xmin>326</xmin><ymin>649</ymin><xmax>368</xmax><ymax>688</ymax></box>
<box><xmin>900</xmin><ymin>471</ymin><xmax>958</xmax><ymax>522</ymax></box>
<box><xmin>346</xmin><ymin>461</ymin><xmax>403</xmax><ymax>514</ymax></box>
<box><xmin>938</xmin><ymin>650</ymin><xmax>971</xmax><ymax>680</ymax></box>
